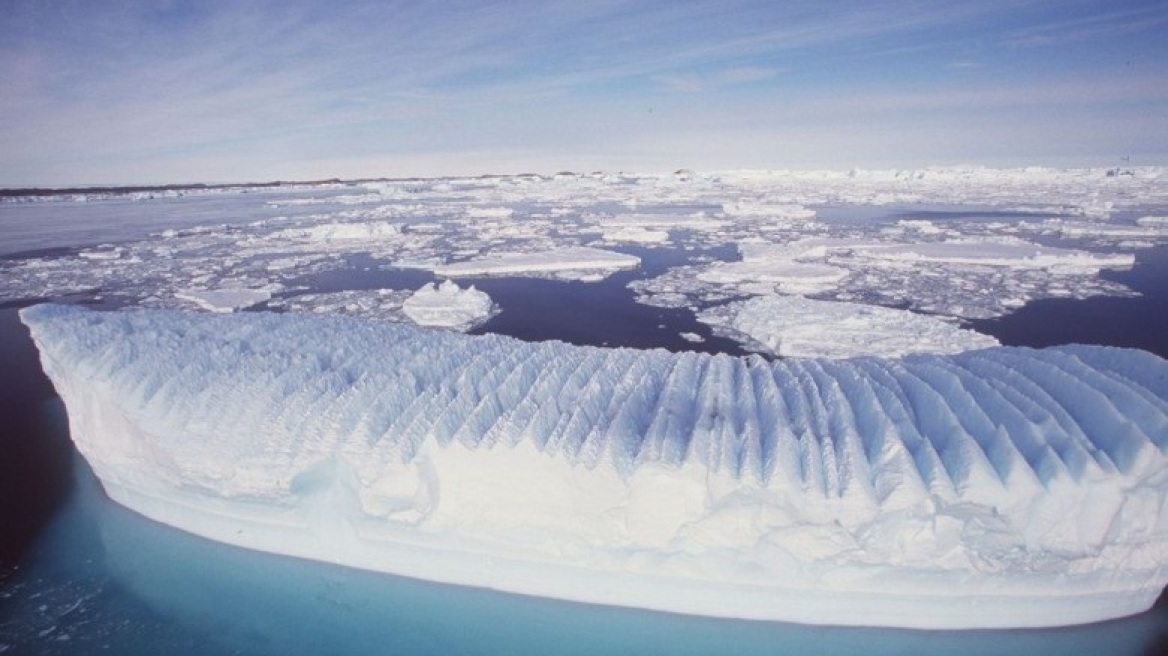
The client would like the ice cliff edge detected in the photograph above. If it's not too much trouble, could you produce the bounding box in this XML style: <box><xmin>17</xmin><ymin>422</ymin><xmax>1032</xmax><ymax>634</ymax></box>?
<box><xmin>20</xmin><ymin>303</ymin><xmax>1168</xmax><ymax>629</ymax></box>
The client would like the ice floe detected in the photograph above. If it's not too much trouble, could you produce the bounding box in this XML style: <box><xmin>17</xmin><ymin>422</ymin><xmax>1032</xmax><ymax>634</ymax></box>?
<box><xmin>694</xmin><ymin>242</ymin><xmax>850</xmax><ymax>296</ymax></box>
<box><xmin>698</xmin><ymin>295</ymin><xmax>999</xmax><ymax>358</ymax></box>
<box><xmin>273</xmin><ymin>221</ymin><xmax>400</xmax><ymax>242</ymax></box>
<box><xmin>174</xmin><ymin>287</ymin><xmax>276</xmax><ymax>313</ymax></box>
<box><xmin>401</xmin><ymin>280</ymin><xmax>495</xmax><ymax>330</ymax></box>
<box><xmin>851</xmin><ymin>239</ymin><xmax>1135</xmax><ymax>272</ymax></box>
<box><xmin>269</xmin><ymin>289</ymin><xmax>413</xmax><ymax>322</ymax></box>
<box><xmin>431</xmin><ymin>246</ymin><xmax>640</xmax><ymax>280</ymax></box>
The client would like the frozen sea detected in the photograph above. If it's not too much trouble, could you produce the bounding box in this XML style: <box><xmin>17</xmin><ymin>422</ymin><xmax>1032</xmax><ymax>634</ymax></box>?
<box><xmin>2</xmin><ymin>170</ymin><xmax>1168</xmax><ymax>654</ymax></box>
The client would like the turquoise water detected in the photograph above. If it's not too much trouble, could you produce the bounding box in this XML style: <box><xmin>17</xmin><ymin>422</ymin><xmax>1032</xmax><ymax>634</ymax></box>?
<box><xmin>2</xmin><ymin>428</ymin><xmax>1164</xmax><ymax>655</ymax></box>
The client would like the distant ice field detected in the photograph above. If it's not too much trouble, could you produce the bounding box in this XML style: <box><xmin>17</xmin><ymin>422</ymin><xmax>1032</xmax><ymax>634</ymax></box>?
<box><xmin>3</xmin><ymin>167</ymin><xmax>1167</xmax><ymax>358</ymax></box>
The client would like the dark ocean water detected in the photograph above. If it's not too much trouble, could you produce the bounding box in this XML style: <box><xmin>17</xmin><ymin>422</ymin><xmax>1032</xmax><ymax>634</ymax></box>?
<box><xmin>973</xmin><ymin>245</ymin><xmax>1168</xmax><ymax>360</ymax></box>
<box><xmin>2</xmin><ymin>244</ymin><xmax>1167</xmax><ymax>654</ymax></box>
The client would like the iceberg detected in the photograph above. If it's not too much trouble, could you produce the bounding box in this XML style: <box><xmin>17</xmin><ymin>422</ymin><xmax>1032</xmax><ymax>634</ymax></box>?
<box><xmin>20</xmin><ymin>304</ymin><xmax>1168</xmax><ymax>629</ymax></box>
<box><xmin>401</xmin><ymin>280</ymin><xmax>495</xmax><ymax>330</ymax></box>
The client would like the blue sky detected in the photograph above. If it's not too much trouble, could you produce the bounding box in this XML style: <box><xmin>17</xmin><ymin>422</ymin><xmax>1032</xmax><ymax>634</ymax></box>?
<box><xmin>2</xmin><ymin>0</ymin><xmax>1166</xmax><ymax>186</ymax></box>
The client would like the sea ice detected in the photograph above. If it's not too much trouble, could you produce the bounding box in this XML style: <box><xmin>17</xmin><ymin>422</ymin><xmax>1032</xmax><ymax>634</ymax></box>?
<box><xmin>431</xmin><ymin>246</ymin><xmax>640</xmax><ymax>279</ymax></box>
<box><xmin>599</xmin><ymin>225</ymin><xmax>670</xmax><ymax>243</ymax></box>
<box><xmin>401</xmin><ymin>280</ymin><xmax>495</xmax><ymax>330</ymax></box>
<box><xmin>2</xmin><ymin>167</ymin><xmax>1163</xmax><ymax>324</ymax></box>
<box><xmin>631</xmin><ymin>232</ymin><xmax>1139</xmax><ymax>321</ymax></box>
<box><xmin>21</xmin><ymin>304</ymin><xmax>1168</xmax><ymax>630</ymax></box>
<box><xmin>695</xmin><ymin>242</ymin><xmax>849</xmax><ymax>295</ymax></box>
<box><xmin>273</xmin><ymin>221</ymin><xmax>400</xmax><ymax>242</ymax></box>
<box><xmin>268</xmin><ymin>289</ymin><xmax>414</xmax><ymax>322</ymax></box>
<box><xmin>852</xmin><ymin>239</ymin><xmax>1135</xmax><ymax>273</ymax></box>
<box><xmin>174</xmin><ymin>287</ymin><xmax>275</xmax><ymax>313</ymax></box>
<box><xmin>698</xmin><ymin>295</ymin><xmax>999</xmax><ymax>358</ymax></box>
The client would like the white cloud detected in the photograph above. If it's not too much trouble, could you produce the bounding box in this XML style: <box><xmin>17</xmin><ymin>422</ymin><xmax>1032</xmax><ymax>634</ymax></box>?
<box><xmin>2</xmin><ymin>0</ymin><xmax>1165</xmax><ymax>185</ymax></box>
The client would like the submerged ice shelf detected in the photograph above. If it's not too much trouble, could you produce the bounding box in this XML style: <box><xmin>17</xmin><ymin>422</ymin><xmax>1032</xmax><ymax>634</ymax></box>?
<box><xmin>21</xmin><ymin>304</ymin><xmax>1168</xmax><ymax>629</ymax></box>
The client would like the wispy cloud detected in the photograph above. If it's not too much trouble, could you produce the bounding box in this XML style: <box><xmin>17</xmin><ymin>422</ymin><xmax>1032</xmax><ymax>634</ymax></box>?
<box><xmin>1002</xmin><ymin>4</ymin><xmax>1168</xmax><ymax>48</ymax></box>
<box><xmin>1</xmin><ymin>0</ymin><xmax>1165</xmax><ymax>185</ymax></box>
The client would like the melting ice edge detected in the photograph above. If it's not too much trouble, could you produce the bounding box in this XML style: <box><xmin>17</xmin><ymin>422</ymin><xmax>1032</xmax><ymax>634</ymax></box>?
<box><xmin>20</xmin><ymin>303</ymin><xmax>1168</xmax><ymax>629</ymax></box>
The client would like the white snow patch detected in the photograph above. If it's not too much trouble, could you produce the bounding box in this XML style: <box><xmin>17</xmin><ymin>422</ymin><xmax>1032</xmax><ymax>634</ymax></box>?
<box><xmin>465</xmin><ymin>207</ymin><xmax>514</xmax><ymax>219</ymax></box>
<box><xmin>432</xmin><ymin>246</ymin><xmax>640</xmax><ymax>279</ymax></box>
<box><xmin>275</xmin><ymin>221</ymin><xmax>400</xmax><ymax>241</ymax></box>
<box><xmin>854</xmin><ymin>240</ymin><xmax>1135</xmax><ymax>273</ymax></box>
<box><xmin>402</xmin><ymin>280</ymin><xmax>495</xmax><ymax>330</ymax></box>
<box><xmin>721</xmin><ymin>202</ymin><xmax>817</xmax><ymax>221</ymax></box>
<box><xmin>600</xmin><ymin>225</ymin><xmax>670</xmax><ymax>243</ymax></box>
<box><xmin>594</xmin><ymin>212</ymin><xmax>730</xmax><ymax>232</ymax></box>
<box><xmin>691</xmin><ymin>240</ymin><xmax>850</xmax><ymax>295</ymax></box>
<box><xmin>699</xmin><ymin>295</ymin><xmax>999</xmax><ymax>358</ymax></box>
<box><xmin>175</xmin><ymin>287</ymin><xmax>275</xmax><ymax>313</ymax></box>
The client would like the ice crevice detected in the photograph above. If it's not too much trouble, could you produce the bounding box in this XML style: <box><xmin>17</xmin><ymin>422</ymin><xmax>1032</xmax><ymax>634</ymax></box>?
<box><xmin>19</xmin><ymin>303</ymin><xmax>1168</xmax><ymax>630</ymax></box>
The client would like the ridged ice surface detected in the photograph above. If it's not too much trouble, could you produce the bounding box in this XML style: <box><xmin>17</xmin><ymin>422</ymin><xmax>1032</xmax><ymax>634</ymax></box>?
<box><xmin>21</xmin><ymin>304</ymin><xmax>1168</xmax><ymax>629</ymax></box>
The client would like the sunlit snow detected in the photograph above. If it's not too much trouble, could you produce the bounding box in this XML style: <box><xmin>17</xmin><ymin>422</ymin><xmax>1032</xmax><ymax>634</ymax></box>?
<box><xmin>698</xmin><ymin>295</ymin><xmax>999</xmax><ymax>358</ymax></box>
<box><xmin>175</xmin><ymin>286</ymin><xmax>278</xmax><ymax>313</ymax></box>
<box><xmin>694</xmin><ymin>242</ymin><xmax>849</xmax><ymax>295</ymax></box>
<box><xmin>401</xmin><ymin>280</ymin><xmax>495</xmax><ymax>330</ymax></box>
<box><xmin>431</xmin><ymin>246</ymin><xmax>641</xmax><ymax>280</ymax></box>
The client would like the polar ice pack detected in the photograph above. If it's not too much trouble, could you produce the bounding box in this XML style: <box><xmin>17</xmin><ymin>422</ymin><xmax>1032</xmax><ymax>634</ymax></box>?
<box><xmin>21</xmin><ymin>303</ymin><xmax>1168</xmax><ymax>629</ymax></box>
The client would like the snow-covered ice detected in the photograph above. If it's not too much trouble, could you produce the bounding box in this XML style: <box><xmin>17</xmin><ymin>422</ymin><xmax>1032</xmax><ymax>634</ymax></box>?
<box><xmin>698</xmin><ymin>295</ymin><xmax>999</xmax><ymax>358</ymax></box>
<box><xmin>273</xmin><ymin>221</ymin><xmax>400</xmax><ymax>242</ymax></box>
<box><xmin>631</xmin><ymin>232</ymin><xmax>1138</xmax><ymax>327</ymax></box>
<box><xmin>175</xmin><ymin>287</ymin><xmax>275</xmax><ymax>313</ymax></box>
<box><xmin>851</xmin><ymin>239</ymin><xmax>1135</xmax><ymax>273</ymax></box>
<box><xmin>401</xmin><ymin>280</ymin><xmax>495</xmax><ymax>330</ymax></box>
<box><xmin>599</xmin><ymin>225</ymin><xmax>671</xmax><ymax>243</ymax></box>
<box><xmin>3</xmin><ymin>167</ymin><xmax>1165</xmax><ymax>326</ymax></box>
<box><xmin>695</xmin><ymin>242</ymin><xmax>850</xmax><ymax>296</ymax></box>
<box><xmin>431</xmin><ymin>246</ymin><xmax>640</xmax><ymax>280</ymax></box>
<box><xmin>21</xmin><ymin>304</ymin><xmax>1168</xmax><ymax>630</ymax></box>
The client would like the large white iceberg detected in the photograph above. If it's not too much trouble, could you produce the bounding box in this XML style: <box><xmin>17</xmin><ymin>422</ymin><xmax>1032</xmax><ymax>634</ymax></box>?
<box><xmin>20</xmin><ymin>304</ymin><xmax>1168</xmax><ymax>629</ymax></box>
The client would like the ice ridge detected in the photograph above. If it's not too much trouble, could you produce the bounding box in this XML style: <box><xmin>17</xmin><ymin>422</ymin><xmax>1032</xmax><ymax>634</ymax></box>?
<box><xmin>20</xmin><ymin>304</ymin><xmax>1168</xmax><ymax>629</ymax></box>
